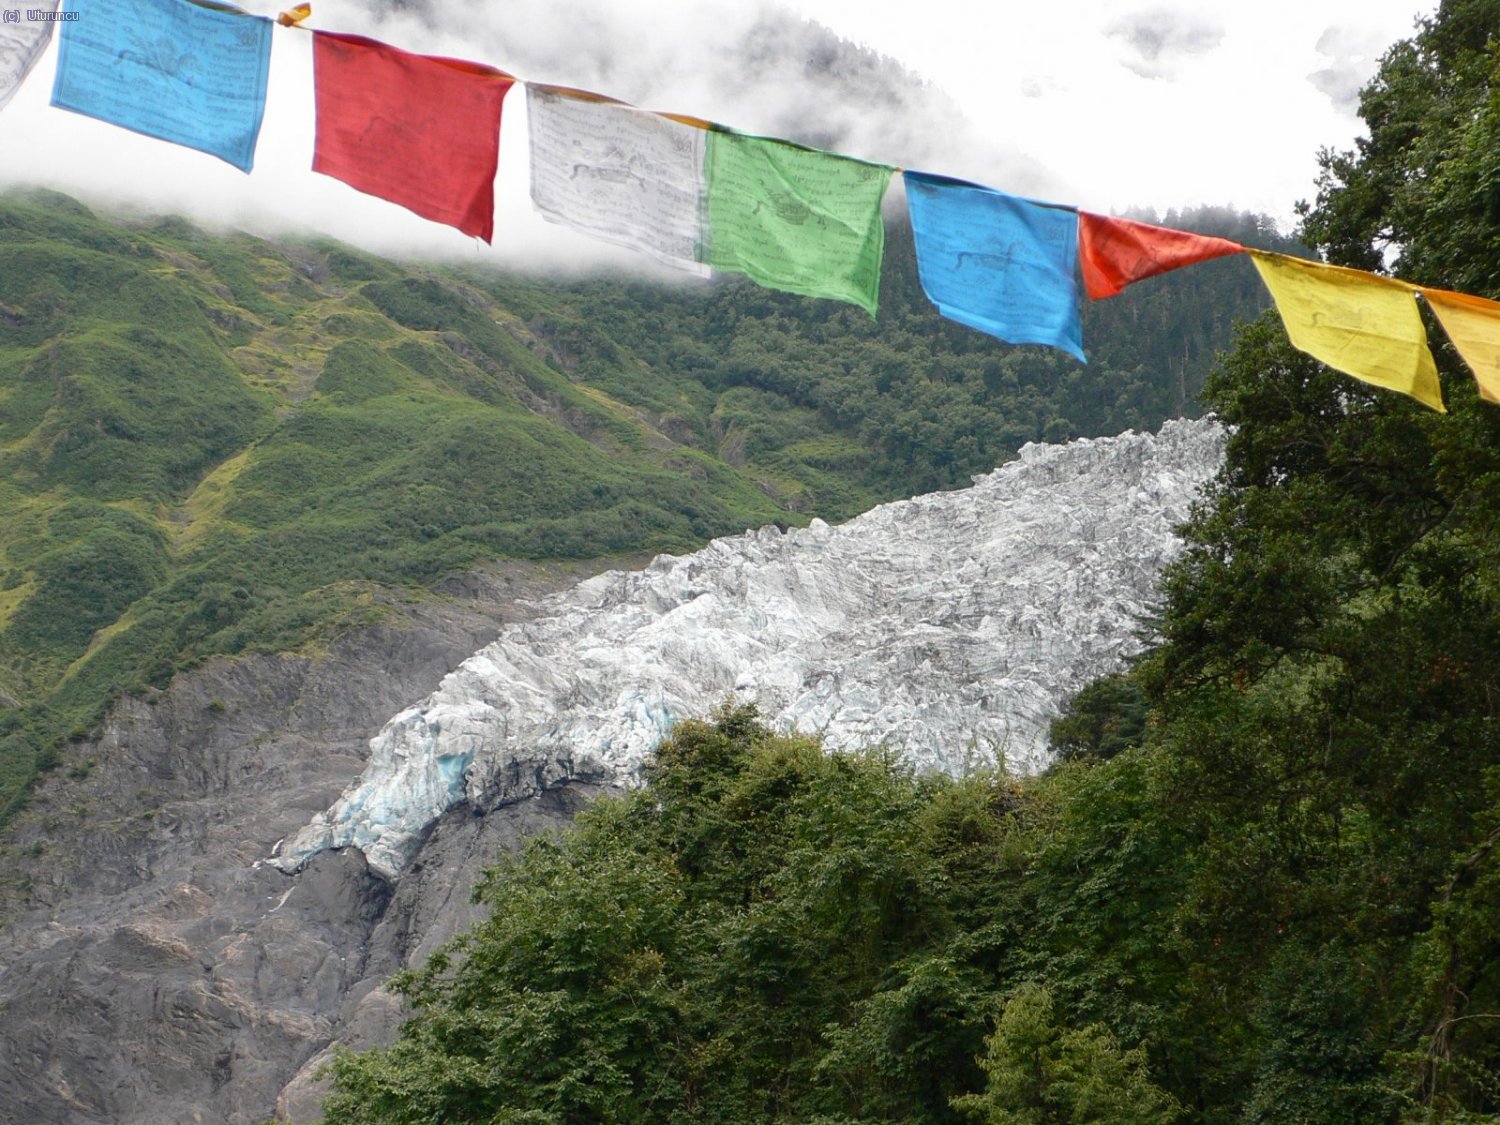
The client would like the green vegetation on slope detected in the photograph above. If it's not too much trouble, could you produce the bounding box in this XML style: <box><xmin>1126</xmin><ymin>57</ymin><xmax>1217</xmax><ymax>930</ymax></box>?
<box><xmin>324</xmin><ymin>706</ymin><xmax>1187</xmax><ymax>1125</ymax></box>
<box><xmin>467</xmin><ymin>206</ymin><xmax>1293</xmax><ymax>501</ymax></box>
<box><xmin>0</xmin><ymin>195</ymin><xmax>786</xmax><ymax>821</ymax></box>
<box><xmin>0</xmin><ymin>189</ymin><xmax>1284</xmax><ymax>824</ymax></box>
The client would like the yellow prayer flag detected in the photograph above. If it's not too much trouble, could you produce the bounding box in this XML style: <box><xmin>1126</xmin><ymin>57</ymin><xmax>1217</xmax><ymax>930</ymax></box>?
<box><xmin>1420</xmin><ymin>287</ymin><xmax>1500</xmax><ymax>404</ymax></box>
<box><xmin>1249</xmin><ymin>250</ymin><xmax>1445</xmax><ymax>413</ymax></box>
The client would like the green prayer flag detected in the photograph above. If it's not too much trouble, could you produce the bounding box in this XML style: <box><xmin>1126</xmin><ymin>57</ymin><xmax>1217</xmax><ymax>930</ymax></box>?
<box><xmin>705</xmin><ymin>130</ymin><xmax>893</xmax><ymax>315</ymax></box>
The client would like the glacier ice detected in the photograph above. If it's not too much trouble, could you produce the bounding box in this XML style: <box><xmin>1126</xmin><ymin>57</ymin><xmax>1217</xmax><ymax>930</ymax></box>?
<box><xmin>276</xmin><ymin>419</ymin><xmax>1225</xmax><ymax>878</ymax></box>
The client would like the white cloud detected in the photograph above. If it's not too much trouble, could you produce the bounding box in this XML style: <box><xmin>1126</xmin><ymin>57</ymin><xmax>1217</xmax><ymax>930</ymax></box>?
<box><xmin>1105</xmin><ymin>7</ymin><xmax>1226</xmax><ymax>80</ymax></box>
<box><xmin>1309</xmin><ymin>23</ymin><xmax>1395</xmax><ymax>113</ymax></box>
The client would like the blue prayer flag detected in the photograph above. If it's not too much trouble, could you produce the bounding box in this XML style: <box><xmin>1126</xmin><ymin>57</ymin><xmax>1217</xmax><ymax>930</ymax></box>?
<box><xmin>904</xmin><ymin>171</ymin><xmax>1085</xmax><ymax>361</ymax></box>
<box><xmin>51</xmin><ymin>0</ymin><xmax>272</xmax><ymax>172</ymax></box>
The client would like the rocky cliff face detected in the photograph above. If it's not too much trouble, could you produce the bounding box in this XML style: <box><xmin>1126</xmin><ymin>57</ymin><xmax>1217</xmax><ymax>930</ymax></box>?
<box><xmin>0</xmin><ymin>563</ymin><xmax>623</xmax><ymax>1125</ymax></box>
<box><xmin>0</xmin><ymin>421</ymin><xmax>1221</xmax><ymax>1124</ymax></box>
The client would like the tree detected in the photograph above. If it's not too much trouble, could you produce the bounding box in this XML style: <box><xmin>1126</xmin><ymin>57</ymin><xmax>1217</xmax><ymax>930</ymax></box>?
<box><xmin>1137</xmin><ymin>1</ymin><xmax>1500</xmax><ymax>1113</ymax></box>
<box><xmin>323</xmin><ymin>708</ymin><xmax>1015</xmax><ymax>1124</ymax></box>
<box><xmin>952</xmin><ymin>984</ymin><xmax>1182</xmax><ymax>1124</ymax></box>
<box><xmin>1048</xmin><ymin>672</ymin><xmax>1148</xmax><ymax>762</ymax></box>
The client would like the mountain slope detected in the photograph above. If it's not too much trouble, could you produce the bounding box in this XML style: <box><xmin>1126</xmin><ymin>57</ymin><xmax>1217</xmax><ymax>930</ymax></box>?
<box><xmin>0</xmin><ymin>189</ymin><xmax>1290</xmax><ymax>825</ymax></box>
<box><xmin>0</xmin><ymin>420</ymin><xmax>1219</xmax><ymax>1125</ymax></box>
<box><xmin>0</xmin><ymin>195</ymin><xmax>786</xmax><ymax>822</ymax></box>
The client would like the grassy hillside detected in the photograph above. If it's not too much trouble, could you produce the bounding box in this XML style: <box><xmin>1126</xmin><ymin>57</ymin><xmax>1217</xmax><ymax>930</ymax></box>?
<box><xmin>0</xmin><ymin>189</ymin><xmax>1288</xmax><ymax>822</ymax></box>
<box><xmin>0</xmin><ymin>191</ymin><xmax>791</xmax><ymax>819</ymax></box>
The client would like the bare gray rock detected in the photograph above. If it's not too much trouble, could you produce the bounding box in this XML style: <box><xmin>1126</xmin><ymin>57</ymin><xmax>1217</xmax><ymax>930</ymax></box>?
<box><xmin>0</xmin><ymin>562</ymin><xmax>623</xmax><ymax>1125</ymax></box>
<box><xmin>275</xmin><ymin>781</ymin><xmax>609</xmax><ymax>1123</ymax></box>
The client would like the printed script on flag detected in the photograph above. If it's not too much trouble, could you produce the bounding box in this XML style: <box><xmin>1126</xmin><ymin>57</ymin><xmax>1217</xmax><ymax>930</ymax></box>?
<box><xmin>705</xmin><ymin>130</ymin><xmax>893</xmax><ymax>315</ymax></box>
<box><xmin>0</xmin><ymin>0</ymin><xmax>58</xmax><ymax>113</ymax></box>
<box><xmin>50</xmin><ymin>0</ymin><xmax>272</xmax><ymax>172</ymax></box>
<box><xmin>905</xmin><ymin>172</ymin><xmax>1085</xmax><ymax>361</ymax></box>
<box><xmin>313</xmin><ymin>32</ymin><xmax>514</xmax><ymax>242</ymax></box>
<box><xmin>1251</xmin><ymin>250</ymin><xmax>1445</xmax><ymax>412</ymax></box>
<box><xmin>527</xmin><ymin>85</ymin><xmax>709</xmax><ymax>275</ymax></box>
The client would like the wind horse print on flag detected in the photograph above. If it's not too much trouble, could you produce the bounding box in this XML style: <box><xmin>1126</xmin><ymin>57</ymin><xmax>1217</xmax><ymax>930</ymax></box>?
<box><xmin>527</xmin><ymin>85</ymin><xmax>709</xmax><ymax>275</ymax></box>
<box><xmin>704</xmin><ymin>129</ymin><xmax>893</xmax><ymax>315</ymax></box>
<box><xmin>905</xmin><ymin>171</ymin><xmax>1085</xmax><ymax>361</ymax></box>
<box><xmin>312</xmin><ymin>32</ymin><xmax>515</xmax><ymax>242</ymax></box>
<box><xmin>50</xmin><ymin>0</ymin><xmax>272</xmax><ymax>172</ymax></box>
<box><xmin>0</xmin><ymin>0</ymin><xmax>58</xmax><ymax>113</ymax></box>
<box><xmin>1078</xmin><ymin>211</ymin><xmax>1244</xmax><ymax>299</ymax></box>
<box><xmin>1250</xmin><ymin>250</ymin><xmax>1445</xmax><ymax>412</ymax></box>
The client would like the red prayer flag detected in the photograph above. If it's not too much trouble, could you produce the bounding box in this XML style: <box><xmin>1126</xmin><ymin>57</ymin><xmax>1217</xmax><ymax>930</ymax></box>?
<box><xmin>1078</xmin><ymin>212</ymin><xmax>1244</xmax><ymax>299</ymax></box>
<box><xmin>312</xmin><ymin>32</ymin><xmax>514</xmax><ymax>242</ymax></box>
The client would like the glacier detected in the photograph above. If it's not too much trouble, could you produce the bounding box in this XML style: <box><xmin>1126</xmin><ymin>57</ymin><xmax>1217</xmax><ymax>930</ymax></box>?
<box><xmin>276</xmin><ymin>419</ymin><xmax>1225</xmax><ymax>878</ymax></box>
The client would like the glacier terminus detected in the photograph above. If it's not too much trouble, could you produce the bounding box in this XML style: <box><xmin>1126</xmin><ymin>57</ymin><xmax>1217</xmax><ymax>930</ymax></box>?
<box><xmin>276</xmin><ymin>419</ymin><xmax>1226</xmax><ymax>879</ymax></box>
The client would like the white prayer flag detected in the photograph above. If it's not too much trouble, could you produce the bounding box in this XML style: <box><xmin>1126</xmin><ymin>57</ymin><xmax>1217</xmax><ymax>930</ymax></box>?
<box><xmin>527</xmin><ymin>84</ymin><xmax>709</xmax><ymax>275</ymax></box>
<box><xmin>0</xmin><ymin>0</ymin><xmax>59</xmax><ymax>113</ymax></box>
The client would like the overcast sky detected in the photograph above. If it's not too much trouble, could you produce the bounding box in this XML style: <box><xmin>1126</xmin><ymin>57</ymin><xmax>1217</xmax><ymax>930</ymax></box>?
<box><xmin>0</xmin><ymin>0</ymin><xmax>1433</xmax><ymax>272</ymax></box>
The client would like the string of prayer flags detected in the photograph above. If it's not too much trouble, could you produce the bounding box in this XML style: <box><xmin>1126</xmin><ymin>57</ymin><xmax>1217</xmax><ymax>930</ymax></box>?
<box><xmin>1250</xmin><ymin>250</ymin><xmax>1445</xmax><ymax>412</ymax></box>
<box><xmin>704</xmin><ymin>129</ymin><xmax>893</xmax><ymax>315</ymax></box>
<box><xmin>312</xmin><ymin>32</ymin><xmax>514</xmax><ymax>242</ymax></box>
<box><xmin>0</xmin><ymin>0</ymin><xmax>57</xmax><ymax>114</ymax></box>
<box><xmin>905</xmin><ymin>172</ymin><xmax>1085</xmax><ymax>361</ymax></box>
<box><xmin>1079</xmin><ymin>211</ymin><xmax>1244</xmax><ymax>299</ymax></box>
<box><xmin>527</xmin><ymin>85</ymin><xmax>709</xmax><ymax>276</ymax></box>
<box><xmin>20</xmin><ymin>0</ymin><xmax>1500</xmax><ymax>417</ymax></box>
<box><xmin>50</xmin><ymin>0</ymin><xmax>272</xmax><ymax>172</ymax></box>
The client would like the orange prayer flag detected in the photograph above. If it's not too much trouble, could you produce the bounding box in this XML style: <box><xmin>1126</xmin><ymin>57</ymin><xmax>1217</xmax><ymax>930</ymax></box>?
<box><xmin>1420</xmin><ymin>287</ymin><xmax>1500</xmax><ymax>404</ymax></box>
<box><xmin>1078</xmin><ymin>212</ymin><xmax>1244</xmax><ymax>299</ymax></box>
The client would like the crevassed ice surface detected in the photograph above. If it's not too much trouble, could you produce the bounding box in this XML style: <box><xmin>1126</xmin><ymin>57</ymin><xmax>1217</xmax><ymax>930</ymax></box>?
<box><xmin>277</xmin><ymin>419</ymin><xmax>1224</xmax><ymax>878</ymax></box>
